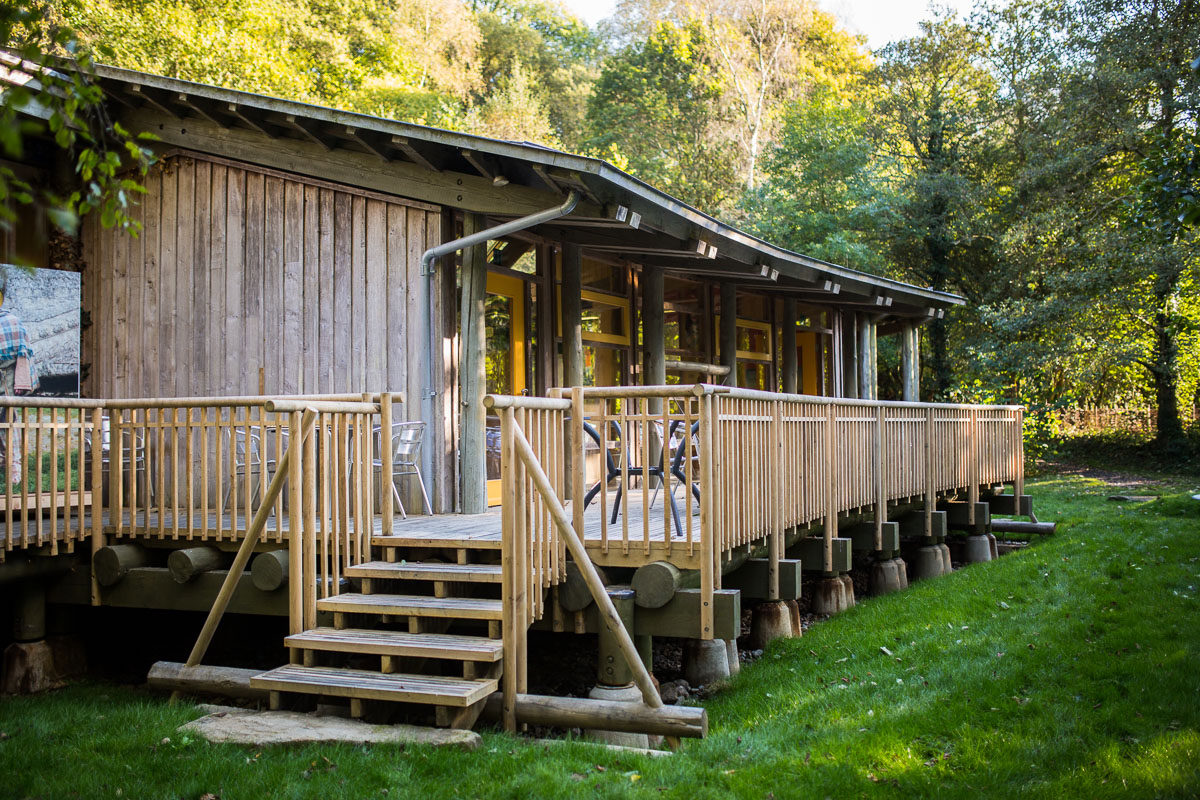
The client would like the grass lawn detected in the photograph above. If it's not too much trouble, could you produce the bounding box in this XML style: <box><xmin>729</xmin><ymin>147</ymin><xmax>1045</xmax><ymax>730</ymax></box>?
<box><xmin>1</xmin><ymin>468</ymin><xmax>1198</xmax><ymax>799</ymax></box>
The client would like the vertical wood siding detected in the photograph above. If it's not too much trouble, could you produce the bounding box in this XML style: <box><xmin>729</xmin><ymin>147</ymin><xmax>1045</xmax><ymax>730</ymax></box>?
<box><xmin>81</xmin><ymin>153</ymin><xmax>452</xmax><ymax>511</ymax></box>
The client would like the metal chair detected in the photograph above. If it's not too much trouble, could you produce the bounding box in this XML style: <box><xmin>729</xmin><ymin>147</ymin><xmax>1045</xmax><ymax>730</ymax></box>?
<box><xmin>92</xmin><ymin>415</ymin><xmax>151</xmax><ymax>504</ymax></box>
<box><xmin>373</xmin><ymin>421</ymin><xmax>432</xmax><ymax>518</ymax></box>
<box><xmin>223</xmin><ymin>427</ymin><xmax>266</xmax><ymax>511</ymax></box>
<box><xmin>581</xmin><ymin>419</ymin><xmax>686</xmax><ymax>536</ymax></box>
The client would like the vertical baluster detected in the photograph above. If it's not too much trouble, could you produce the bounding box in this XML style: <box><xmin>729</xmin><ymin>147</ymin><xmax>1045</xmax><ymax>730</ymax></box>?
<box><xmin>49</xmin><ymin>408</ymin><xmax>59</xmax><ymax>550</ymax></box>
<box><xmin>200</xmin><ymin>408</ymin><xmax>210</xmax><ymax>540</ymax></box>
<box><xmin>31</xmin><ymin>407</ymin><xmax>41</xmax><ymax>546</ymax></box>
<box><xmin>303</xmin><ymin>407</ymin><xmax>317</xmax><ymax>628</ymax></box>
<box><xmin>156</xmin><ymin>407</ymin><xmax>166</xmax><ymax>537</ymax></box>
<box><xmin>621</xmin><ymin>405</ymin><xmax>629</xmax><ymax>555</ymax></box>
<box><xmin>598</xmin><ymin>399</ymin><xmax>608</xmax><ymax>553</ymax></box>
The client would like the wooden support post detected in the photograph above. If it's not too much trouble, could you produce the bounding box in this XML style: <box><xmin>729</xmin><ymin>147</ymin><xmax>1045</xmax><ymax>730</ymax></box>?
<box><xmin>699</xmin><ymin>392</ymin><xmax>715</xmax><ymax>638</ymax></box>
<box><xmin>641</xmin><ymin>268</ymin><xmax>665</xmax><ymax>413</ymax></box>
<box><xmin>781</xmin><ymin>299</ymin><xmax>798</xmax><ymax>394</ymax></box>
<box><xmin>562</xmin><ymin>243</ymin><xmax>584</xmax><ymax>389</ymax></box>
<box><xmin>842</xmin><ymin>312</ymin><xmax>858</xmax><ymax>400</ymax></box>
<box><xmin>287</xmin><ymin>410</ymin><xmax>303</xmax><ymax>635</ymax></box>
<box><xmin>875</xmin><ymin>405</ymin><xmax>885</xmax><ymax>549</ymax></box>
<box><xmin>924</xmin><ymin>405</ymin><xmax>935</xmax><ymax>538</ymax></box>
<box><xmin>858</xmin><ymin>314</ymin><xmax>873</xmax><ymax>401</ymax></box>
<box><xmin>460</xmin><ymin>213</ymin><xmax>489</xmax><ymax>515</ymax></box>
<box><xmin>901</xmin><ymin>323</ymin><xmax>919</xmax><ymax>402</ymax></box>
<box><xmin>90</xmin><ymin>407</ymin><xmax>104</xmax><ymax>606</ymax></box>
<box><xmin>824</xmin><ymin>404</ymin><xmax>836</xmax><ymax>573</ymax></box>
<box><xmin>769</xmin><ymin>400</ymin><xmax>782</xmax><ymax>601</ymax></box>
<box><xmin>500</xmin><ymin>407</ymin><xmax>518</xmax><ymax>733</ymax></box>
<box><xmin>379</xmin><ymin>393</ymin><xmax>394</xmax><ymax>535</ymax></box>
<box><xmin>597</xmin><ymin>588</ymin><xmax>636</xmax><ymax>686</ymax></box>
<box><xmin>719</xmin><ymin>283</ymin><xmax>737</xmax><ymax>387</ymax></box>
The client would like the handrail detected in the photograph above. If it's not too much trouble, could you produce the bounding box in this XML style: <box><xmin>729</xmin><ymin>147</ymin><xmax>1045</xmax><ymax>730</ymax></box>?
<box><xmin>0</xmin><ymin>392</ymin><xmax>405</xmax><ymax>410</ymax></box>
<box><xmin>498</xmin><ymin>410</ymin><xmax>661</xmax><ymax>733</ymax></box>
<box><xmin>183</xmin><ymin>407</ymin><xmax>318</xmax><ymax>667</ymax></box>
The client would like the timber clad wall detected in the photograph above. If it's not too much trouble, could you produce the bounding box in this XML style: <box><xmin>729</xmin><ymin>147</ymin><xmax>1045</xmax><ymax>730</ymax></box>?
<box><xmin>81</xmin><ymin>152</ymin><xmax>453</xmax><ymax>511</ymax></box>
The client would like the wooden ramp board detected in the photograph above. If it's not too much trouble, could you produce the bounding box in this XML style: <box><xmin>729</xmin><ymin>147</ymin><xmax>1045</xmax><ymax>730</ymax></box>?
<box><xmin>345</xmin><ymin>561</ymin><xmax>503</xmax><ymax>583</ymax></box>
<box><xmin>251</xmin><ymin>665</ymin><xmax>497</xmax><ymax>707</ymax></box>
<box><xmin>317</xmin><ymin>593</ymin><xmax>504</xmax><ymax>620</ymax></box>
<box><xmin>286</xmin><ymin>628</ymin><xmax>504</xmax><ymax>661</ymax></box>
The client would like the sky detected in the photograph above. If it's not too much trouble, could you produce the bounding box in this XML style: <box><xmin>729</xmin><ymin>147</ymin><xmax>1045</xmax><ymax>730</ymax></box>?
<box><xmin>559</xmin><ymin>0</ymin><xmax>978</xmax><ymax>51</ymax></box>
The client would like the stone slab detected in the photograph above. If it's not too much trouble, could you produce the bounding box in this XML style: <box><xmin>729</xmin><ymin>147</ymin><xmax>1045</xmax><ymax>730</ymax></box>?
<box><xmin>180</xmin><ymin>709</ymin><xmax>480</xmax><ymax>749</ymax></box>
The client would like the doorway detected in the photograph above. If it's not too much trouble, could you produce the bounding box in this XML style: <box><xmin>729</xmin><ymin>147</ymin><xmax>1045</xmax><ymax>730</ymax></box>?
<box><xmin>485</xmin><ymin>272</ymin><xmax>526</xmax><ymax>506</ymax></box>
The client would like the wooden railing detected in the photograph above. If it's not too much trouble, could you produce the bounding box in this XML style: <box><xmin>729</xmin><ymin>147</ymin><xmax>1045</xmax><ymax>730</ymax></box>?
<box><xmin>491</xmin><ymin>385</ymin><xmax>1024</xmax><ymax>642</ymax></box>
<box><xmin>0</xmin><ymin>398</ymin><xmax>104</xmax><ymax>569</ymax></box>
<box><xmin>183</xmin><ymin>392</ymin><xmax>403</xmax><ymax>666</ymax></box>
<box><xmin>486</xmin><ymin>392</ymin><xmax>661</xmax><ymax>734</ymax></box>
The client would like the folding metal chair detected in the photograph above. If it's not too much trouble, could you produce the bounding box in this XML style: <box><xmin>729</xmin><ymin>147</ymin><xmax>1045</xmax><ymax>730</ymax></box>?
<box><xmin>374</xmin><ymin>421</ymin><xmax>432</xmax><ymax>518</ymax></box>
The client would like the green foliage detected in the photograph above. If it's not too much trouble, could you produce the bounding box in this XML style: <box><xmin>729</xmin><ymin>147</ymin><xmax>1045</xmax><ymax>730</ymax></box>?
<box><xmin>585</xmin><ymin>19</ymin><xmax>740</xmax><ymax>211</ymax></box>
<box><xmin>0</xmin><ymin>1</ymin><xmax>155</xmax><ymax>245</ymax></box>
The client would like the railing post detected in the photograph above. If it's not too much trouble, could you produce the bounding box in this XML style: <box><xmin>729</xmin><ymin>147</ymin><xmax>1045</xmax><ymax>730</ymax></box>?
<box><xmin>924</xmin><ymin>406</ymin><xmax>935</xmax><ymax>538</ymax></box>
<box><xmin>112</xmin><ymin>409</ymin><xmax>124</xmax><ymax>535</ymax></box>
<box><xmin>769</xmin><ymin>398</ymin><xmax>781</xmax><ymax>601</ymax></box>
<box><xmin>288</xmin><ymin>409</ymin><xmax>303</xmax><ymax>636</ymax></box>
<box><xmin>91</xmin><ymin>407</ymin><xmax>105</xmax><ymax>607</ymax></box>
<box><xmin>1015</xmin><ymin>407</ymin><xmax>1025</xmax><ymax>501</ymax></box>
<box><xmin>824</xmin><ymin>403</ymin><xmax>835</xmax><ymax>574</ymax></box>
<box><xmin>500</xmin><ymin>405</ymin><xmax>518</xmax><ymax>733</ymax></box>
<box><xmin>698</xmin><ymin>391</ymin><xmax>715</xmax><ymax>639</ymax></box>
<box><xmin>570</xmin><ymin>387</ymin><xmax>584</xmax><ymax>539</ymax></box>
<box><xmin>303</xmin><ymin>408</ymin><xmax>318</xmax><ymax>631</ymax></box>
<box><xmin>380</xmin><ymin>393</ymin><xmax>394</xmax><ymax>536</ymax></box>
<box><xmin>875</xmin><ymin>404</ymin><xmax>885</xmax><ymax>551</ymax></box>
<box><xmin>968</xmin><ymin>408</ymin><xmax>978</xmax><ymax>526</ymax></box>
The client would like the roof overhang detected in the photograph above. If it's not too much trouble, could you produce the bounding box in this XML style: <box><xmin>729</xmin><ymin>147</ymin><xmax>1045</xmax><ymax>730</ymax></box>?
<box><xmin>85</xmin><ymin>64</ymin><xmax>964</xmax><ymax>319</ymax></box>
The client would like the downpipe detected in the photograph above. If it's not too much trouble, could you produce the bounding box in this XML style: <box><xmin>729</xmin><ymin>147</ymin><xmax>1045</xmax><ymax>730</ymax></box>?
<box><xmin>418</xmin><ymin>191</ymin><xmax>580</xmax><ymax>501</ymax></box>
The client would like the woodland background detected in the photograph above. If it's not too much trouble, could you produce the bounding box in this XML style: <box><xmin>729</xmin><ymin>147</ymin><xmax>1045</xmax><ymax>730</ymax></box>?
<box><xmin>22</xmin><ymin>0</ymin><xmax>1200</xmax><ymax>450</ymax></box>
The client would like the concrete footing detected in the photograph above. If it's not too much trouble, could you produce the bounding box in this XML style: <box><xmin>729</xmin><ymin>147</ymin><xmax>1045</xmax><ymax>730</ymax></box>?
<box><xmin>912</xmin><ymin>546</ymin><xmax>944</xmax><ymax>580</ymax></box>
<box><xmin>964</xmin><ymin>535</ymin><xmax>992</xmax><ymax>563</ymax></box>
<box><xmin>784</xmin><ymin>600</ymin><xmax>802</xmax><ymax>636</ymax></box>
<box><xmin>986</xmin><ymin>533</ymin><xmax>999</xmax><ymax>560</ymax></box>
<box><xmin>839</xmin><ymin>574</ymin><xmax>857</xmax><ymax>608</ymax></box>
<box><xmin>870</xmin><ymin>559</ymin><xmax>905</xmax><ymax>596</ymax></box>
<box><xmin>585</xmin><ymin>684</ymin><xmax>650</xmax><ymax>748</ymax></box>
<box><xmin>939</xmin><ymin>543</ymin><xmax>953</xmax><ymax>573</ymax></box>
<box><xmin>812</xmin><ymin>576</ymin><xmax>854</xmax><ymax>615</ymax></box>
<box><xmin>749</xmin><ymin>601</ymin><xmax>793</xmax><ymax>648</ymax></box>
<box><xmin>682</xmin><ymin>638</ymin><xmax>730</xmax><ymax>687</ymax></box>
<box><xmin>893</xmin><ymin>558</ymin><xmax>909</xmax><ymax>590</ymax></box>
<box><xmin>725</xmin><ymin>639</ymin><xmax>740</xmax><ymax>676</ymax></box>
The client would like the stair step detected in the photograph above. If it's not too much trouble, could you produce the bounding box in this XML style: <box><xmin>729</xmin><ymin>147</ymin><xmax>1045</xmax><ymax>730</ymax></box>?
<box><xmin>251</xmin><ymin>665</ymin><xmax>497</xmax><ymax>707</ymax></box>
<box><xmin>372</xmin><ymin>532</ymin><xmax>502</xmax><ymax>551</ymax></box>
<box><xmin>286</xmin><ymin>628</ymin><xmax>503</xmax><ymax>661</ymax></box>
<box><xmin>318</xmin><ymin>593</ymin><xmax>504</xmax><ymax>620</ymax></box>
<box><xmin>346</xmin><ymin>561</ymin><xmax>502</xmax><ymax>583</ymax></box>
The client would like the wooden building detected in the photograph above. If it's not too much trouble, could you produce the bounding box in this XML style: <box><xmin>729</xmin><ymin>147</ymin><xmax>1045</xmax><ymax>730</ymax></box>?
<box><xmin>0</xmin><ymin>64</ymin><xmax>1031</xmax><ymax>735</ymax></box>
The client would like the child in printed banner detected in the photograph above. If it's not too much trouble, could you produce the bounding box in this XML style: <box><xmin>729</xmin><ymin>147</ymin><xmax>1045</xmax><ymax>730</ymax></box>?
<box><xmin>0</xmin><ymin>271</ymin><xmax>39</xmax><ymax>485</ymax></box>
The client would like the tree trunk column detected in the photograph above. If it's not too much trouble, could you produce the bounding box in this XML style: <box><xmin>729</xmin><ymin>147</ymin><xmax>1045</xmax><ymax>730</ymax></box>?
<box><xmin>460</xmin><ymin>212</ymin><xmax>489</xmax><ymax>515</ymax></box>
<box><xmin>641</xmin><ymin>268</ymin><xmax>666</xmax><ymax>412</ymax></box>
<box><xmin>841</xmin><ymin>311</ymin><xmax>859</xmax><ymax>399</ymax></box>
<box><xmin>562</xmin><ymin>244</ymin><xmax>584</xmax><ymax>389</ymax></box>
<box><xmin>781</xmin><ymin>299</ymin><xmax>798</xmax><ymax>394</ymax></box>
<box><xmin>720</xmin><ymin>283</ymin><xmax>738</xmax><ymax>387</ymax></box>
<box><xmin>901</xmin><ymin>323</ymin><xmax>920</xmax><ymax>402</ymax></box>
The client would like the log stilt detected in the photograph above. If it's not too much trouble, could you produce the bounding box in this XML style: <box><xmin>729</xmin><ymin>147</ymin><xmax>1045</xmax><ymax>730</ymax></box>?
<box><xmin>481</xmin><ymin>692</ymin><xmax>706</xmax><ymax>739</ymax></box>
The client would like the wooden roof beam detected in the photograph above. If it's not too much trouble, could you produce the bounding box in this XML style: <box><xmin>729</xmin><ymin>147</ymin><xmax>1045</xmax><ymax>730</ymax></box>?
<box><xmin>283</xmin><ymin>114</ymin><xmax>330</xmax><ymax>150</ymax></box>
<box><xmin>227</xmin><ymin>103</ymin><xmax>275</xmax><ymax>138</ymax></box>
<box><xmin>392</xmin><ymin>136</ymin><xmax>440</xmax><ymax>171</ymax></box>
<box><xmin>344</xmin><ymin>126</ymin><xmax>388</xmax><ymax>161</ymax></box>
<box><xmin>175</xmin><ymin>93</ymin><xmax>227</xmax><ymax>128</ymax></box>
<box><xmin>128</xmin><ymin>84</ymin><xmax>179</xmax><ymax>119</ymax></box>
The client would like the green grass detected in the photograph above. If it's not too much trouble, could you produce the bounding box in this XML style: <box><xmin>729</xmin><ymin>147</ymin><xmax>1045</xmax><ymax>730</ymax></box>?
<box><xmin>1</xmin><ymin>469</ymin><xmax>1198</xmax><ymax>799</ymax></box>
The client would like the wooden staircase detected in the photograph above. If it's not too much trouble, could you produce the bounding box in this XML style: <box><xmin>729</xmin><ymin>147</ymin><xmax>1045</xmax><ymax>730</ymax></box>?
<box><xmin>251</xmin><ymin>531</ymin><xmax>507</xmax><ymax>728</ymax></box>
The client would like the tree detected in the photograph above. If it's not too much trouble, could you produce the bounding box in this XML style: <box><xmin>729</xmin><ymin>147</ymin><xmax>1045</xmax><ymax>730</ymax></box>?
<box><xmin>1</xmin><ymin>1</ymin><xmax>154</xmax><ymax>249</ymax></box>
<box><xmin>870</xmin><ymin>10</ymin><xmax>998</xmax><ymax>399</ymax></box>
<box><xmin>585</xmin><ymin>19</ymin><xmax>739</xmax><ymax>212</ymax></box>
